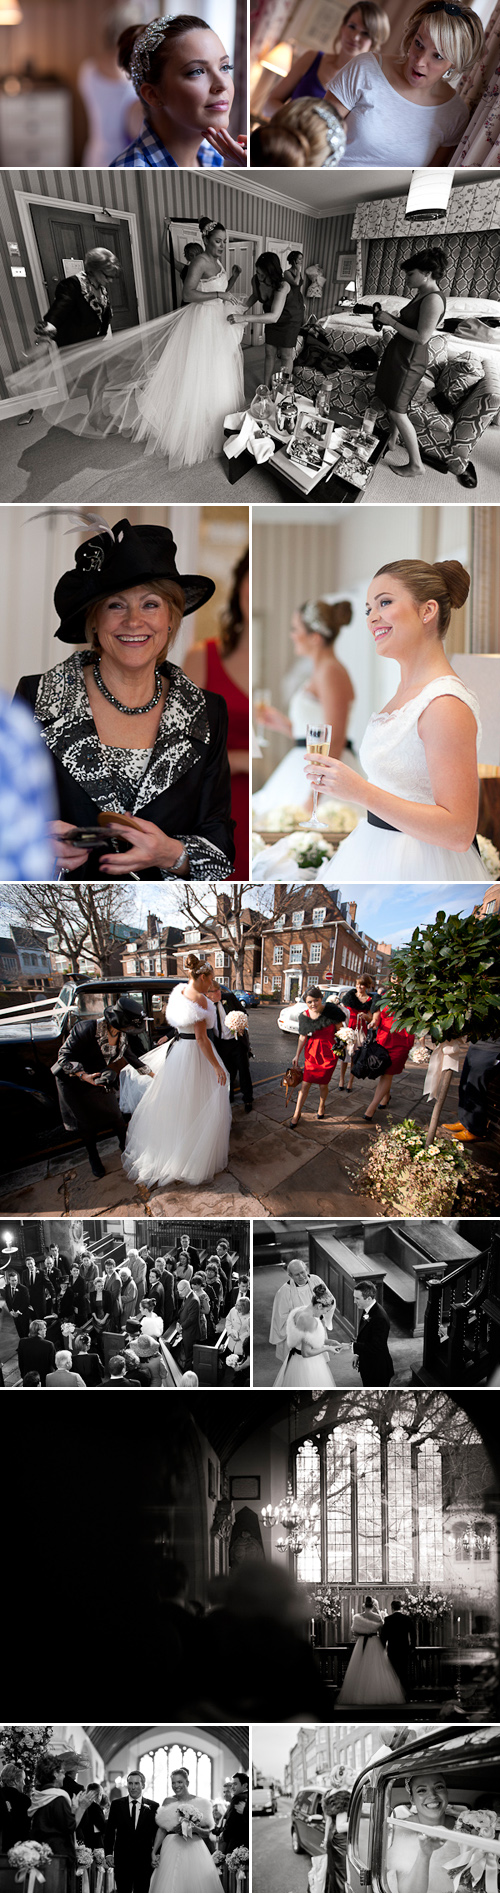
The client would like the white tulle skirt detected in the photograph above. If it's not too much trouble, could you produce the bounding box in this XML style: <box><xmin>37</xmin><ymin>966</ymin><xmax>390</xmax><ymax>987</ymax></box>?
<box><xmin>122</xmin><ymin>1039</ymin><xmax>231</xmax><ymax>1189</ymax></box>
<box><xmin>337</xmin><ymin>1634</ymin><xmax>405</xmax><ymax>1706</ymax></box>
<box><xmin>150</xmin><ymin>1838</ymin><xmax>222</xmax><ymax>1893</ymax></box>
<box><xmin>321</xmin><ymin>818</ymin><xmax>488</xmax><ymax>884</ymax></box>
<box><xmin>273</xmin><ymin>1349</ymin><xmax>336</xmax><ymax>1388</ymax></box>
<box><xmin>6</xmin><ymin>300</ymin><xmax>245</xmax><ymax>470</ymax></box>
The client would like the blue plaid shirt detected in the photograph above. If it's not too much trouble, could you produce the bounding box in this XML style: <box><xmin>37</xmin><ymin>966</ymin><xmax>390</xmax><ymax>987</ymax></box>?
<box><xmin>110</xmin><ymin>119</ymin><xmax>224</xmax><ymax>167</ymax></box>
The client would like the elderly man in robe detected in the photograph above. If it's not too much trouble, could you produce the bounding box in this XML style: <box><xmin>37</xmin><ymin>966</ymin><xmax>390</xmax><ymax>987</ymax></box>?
<box><xmin>269</xmin><ymin>1258</ymin><xmax>324</xmax><ymax>1363</ymax></box>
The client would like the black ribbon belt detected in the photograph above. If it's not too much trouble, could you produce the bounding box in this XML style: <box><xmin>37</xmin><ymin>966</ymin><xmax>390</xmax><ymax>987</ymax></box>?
<box><xmin>367</xmin><ymin>809</ymin><xmax>480</xmax><ymax>853</ymax></box>
<box><xmin>295</xmin><ymin>737</ymin><xmax>354</xmax><ymax>751</ymax></box>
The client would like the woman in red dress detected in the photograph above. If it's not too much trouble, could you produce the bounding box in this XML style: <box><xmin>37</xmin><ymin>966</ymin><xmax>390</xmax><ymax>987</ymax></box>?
<box><xmin>183</xmin><ymin>545</ymin><xmax>249</xmax><ymax>877</ymax></box>
<box><xmin>290</xmin><ymin>986</ymin><xmax>345</xmax><ymax>1126</ymax></box>
<box><xmin>364</xmin><ymin>994</ymin><xmax>415</xmax><ymax>1121</ymax></box>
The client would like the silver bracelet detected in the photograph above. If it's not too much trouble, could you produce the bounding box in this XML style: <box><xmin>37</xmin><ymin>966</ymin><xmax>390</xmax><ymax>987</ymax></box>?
<box><xmin>171</xmin><ymin>845</ymin><xmax>189</xmax><ymax>874</ymax></box>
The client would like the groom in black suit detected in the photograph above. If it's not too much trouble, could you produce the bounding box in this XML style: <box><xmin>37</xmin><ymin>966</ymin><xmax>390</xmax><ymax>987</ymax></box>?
<box><xmin>380</xmin><ymin>1598</ymin><xmax>416</xmax><ymax>1695</ymax></box>
<box><xmin>104</xmin><ymin>1772</ymin><xmax>158</xmax><ymax>1892</ymax></box>
<box><xmin>353</xmin><ymin>1282</ymin><xmax>394</xmax><ymax>1385</ymax></box>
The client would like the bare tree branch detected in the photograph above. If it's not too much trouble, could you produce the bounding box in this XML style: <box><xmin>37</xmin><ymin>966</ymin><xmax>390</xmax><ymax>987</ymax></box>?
<box><xmin>4</xmin><ymin>882</ymin><xmax>137</xmax><ymax>977</ymax></box>
<box><xmin>174</xmin><ymin>882</ymin><xmax>301</xmax><ymax>985</ymax></box>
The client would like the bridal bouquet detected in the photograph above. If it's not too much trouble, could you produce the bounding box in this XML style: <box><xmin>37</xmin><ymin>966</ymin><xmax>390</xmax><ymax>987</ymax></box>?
<box><xmin>8</xmin><ymin>1842</ymin><xmax>53</xmax><ymax>1890</ymax></box>
<box><xmin>177</xmin><ymin>1804</ymin><xmax>195</xmax><ymax>1839</ymax></box>
<box><xmin>76</xmin><ymin>1843</ymin><xmax>94</xmax><ymax>1892</ymax></box>
<box><xmin>93</xmin><ymin>1848</ymin><xmax>106</xmax><ymax>1892</ymax></box>
<box><xmin>225</xmin><ymin>1011</ymin><xmax>248</xmax><ymax>1037</ymax></box>
<box><xmin>226</xmin><ymin>1848</ymin><xmax>249</xmax><ymax>1890</ymax></box>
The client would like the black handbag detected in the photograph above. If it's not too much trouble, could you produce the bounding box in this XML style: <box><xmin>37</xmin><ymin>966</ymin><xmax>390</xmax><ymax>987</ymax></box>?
<box><xmin>352</xmin><ymin>1028</ymin><xmax>392</xmax><ymax>1080</ymax></box>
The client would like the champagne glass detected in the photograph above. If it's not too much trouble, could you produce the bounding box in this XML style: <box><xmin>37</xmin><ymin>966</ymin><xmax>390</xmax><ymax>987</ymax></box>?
<box><xmin>300</xmin><ymin>722</ymin><xmax>332</xmax><ymax>828</ymax></box>
<box><xmin>253</xmin><ymin>685</ymin><xmax>271</xmax><ymax>748</ymax></box>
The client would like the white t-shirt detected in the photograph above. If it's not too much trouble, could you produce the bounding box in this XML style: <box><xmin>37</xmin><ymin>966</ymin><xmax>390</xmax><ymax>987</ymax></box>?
<box><xmin>328</xmin><ymin>52</ymin><xmax>468</xmax><ymax>165</ymax></box>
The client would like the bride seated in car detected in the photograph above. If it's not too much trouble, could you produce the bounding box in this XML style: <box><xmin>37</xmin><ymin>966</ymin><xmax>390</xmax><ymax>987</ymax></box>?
<box><xmin>386</xmin><ymin>1771</ymin><xmax>500</xmax><ymax>1892</ymax></box>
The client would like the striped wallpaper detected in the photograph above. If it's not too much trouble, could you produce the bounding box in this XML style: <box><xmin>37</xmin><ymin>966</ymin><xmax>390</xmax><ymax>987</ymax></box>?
<box><xmin>0</xmin><ymin>169</ymin><xmax>354</xmax><ymax>387</ymax></box>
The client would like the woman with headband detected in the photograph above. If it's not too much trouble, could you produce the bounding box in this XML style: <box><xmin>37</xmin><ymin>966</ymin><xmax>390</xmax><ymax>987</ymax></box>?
<box><xmin>111</xmin><ymin>12</ymin><xmax>247</xmax><ymax>166</ymax></box>
<box><xmin>326</xmin><ymin>0</ymin><xmax>483</xmax><ymax>165</ymax></box>
<box><xmin>305</xmin><ymin>557</ymin><xmax>490</xmax><ymax>884</ymax></box>
<box><xmin>253</xmin><ymin>597</ymin><xmax>356</xmax><ymax>820</ymax></box>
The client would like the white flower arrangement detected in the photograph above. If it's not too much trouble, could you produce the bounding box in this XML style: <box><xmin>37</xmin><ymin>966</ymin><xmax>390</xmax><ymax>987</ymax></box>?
<box><xmin>225</xmin><ymin>1011</ymin><xmax>248</xmax><ymax>1037</ymax></box>
<box><xmin>477</xmin><ymin>833</ymin><xmax>500</xmax><ymax>879</ymax></box>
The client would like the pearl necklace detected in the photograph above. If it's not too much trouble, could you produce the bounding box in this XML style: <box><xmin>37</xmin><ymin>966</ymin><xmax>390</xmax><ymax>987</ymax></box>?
<box><xmin>93</xmin><ymin>655</ymin><xmax>163</xmax><ymax>715</ymax></box>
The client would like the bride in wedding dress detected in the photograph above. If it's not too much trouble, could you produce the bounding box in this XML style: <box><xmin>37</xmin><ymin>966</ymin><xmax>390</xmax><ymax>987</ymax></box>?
<box><xmin>122</xmin><ymin>956</ymin><xmax>231</xmax><ymax>1190</ymax></box>
<box><xmin>150</xmin><ymin>1770</ymin><xmax>222</xmax><ymax>1894</ymax></box>
<box><xmin>7</xmin><ymin>217</ymin><xmax>245</xmax><ymax>472</ymax></box>
<box><xmin>273</xmin><ymin>1304</ymin><xmax>337</xmax><ymax>1387</ymax></box>
<box><xmin>337</xmin><ymin>1598</ymin><xmax>405</xmax><ymax>1706</ymax></box>
<box><xmin>304</xmin><ymin>557</ymin><xmax>489</xmax><ymax>885</ymax></box>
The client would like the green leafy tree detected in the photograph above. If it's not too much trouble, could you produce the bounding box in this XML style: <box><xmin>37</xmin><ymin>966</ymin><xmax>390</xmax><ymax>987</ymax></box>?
<box><xmin>387</xmin><ymin>908</ymin><xmax>500</xmax><ymax>1045</ymax></box>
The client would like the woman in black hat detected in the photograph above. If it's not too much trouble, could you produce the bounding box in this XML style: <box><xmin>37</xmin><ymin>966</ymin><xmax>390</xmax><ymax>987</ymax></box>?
<box><xmin>15</xmin><ymin>515</ymin><xmax>235</xmax><ymax>880</ymax></box>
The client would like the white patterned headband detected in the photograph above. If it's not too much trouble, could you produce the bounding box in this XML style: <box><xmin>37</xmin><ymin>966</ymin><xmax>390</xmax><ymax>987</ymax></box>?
<box><xmin>129</xmin><ymin>15</ymin><xmax>175</xmax><ymax>92</ymax></box>
<box><xmin>301</xmin><ymin>601</ymin><xmax>333</xmax><ymax>639</ymax></box>
<box><xmin>314</xmin><ymin>101</ymin><xmax>347</xmax><ymax>167</ymax></box>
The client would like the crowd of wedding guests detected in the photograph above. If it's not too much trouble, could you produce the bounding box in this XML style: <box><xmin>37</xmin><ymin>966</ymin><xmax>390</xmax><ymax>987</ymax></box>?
<box><xmin>0</xmin><ymin>1233</ymin><xmax>250</xmax><ymax>1388</ymax></box>
<box><xmin>0</xmin><ymin>1752</ymin><xmax>249</xmax><ymax>1892</ymax></box>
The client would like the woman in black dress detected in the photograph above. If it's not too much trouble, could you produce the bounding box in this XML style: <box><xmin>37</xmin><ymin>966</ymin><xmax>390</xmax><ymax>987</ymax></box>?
<box><xmin>338</xmin><ymin>976</ymin><xmax>373</xmax><ymax>1093</ymax></box>
<box><xmin>29</xmin><ymin>1756</ymin><xmax>76</xmax><ymax>1892</ymax></box>
<box><xmin>374</xmin><ymin>245</ymin><xmax>447</xmax><ymax>479</ymax></box>
<box><xmin>235</xmin><ymin>250</ymin><xmax>305</xmax><ymax>386</ymax></box>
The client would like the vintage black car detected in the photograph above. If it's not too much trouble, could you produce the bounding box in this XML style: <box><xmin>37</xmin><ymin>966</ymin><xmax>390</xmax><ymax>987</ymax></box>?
<box><xmin>0</xmin><ymin>975</ymin><xmax>242</xmax><ymax>1170</ymax></box>
<box><xmin>346</xmin><ymin>1723</ymin><xmax>500</xmax><ymax>1891</ymax></box>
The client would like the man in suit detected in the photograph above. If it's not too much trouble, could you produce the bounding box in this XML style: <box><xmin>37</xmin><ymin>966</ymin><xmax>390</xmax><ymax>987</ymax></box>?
<box><xmin>148</xmin><ymin>1268</ymin><xmax>165</xmax><ymax>1325</ymax></box>
<box><xmin>208</xmin><ymin>982</ymin><xmax>253</xmax><ymax>1112</ymax></box>
<box><xmin>105</xmin><ymin>1773</ymin><xmax>158</xmax><ymax>1892</ymax></box>
<box><xmin>35</xmin><ymin>249</ymin><xmax>120</xmax><ymax>350</ymax></box>
<box><xmin>46</xmin><ymin>1349</ymin><xmax>87</xmax><ymax>1387</ymax></box>
<box><xmin>156</xmin><ymin>1259</ymin><xmax>176</xmax><ymax>1327</ymax></box>
<box><xmin>102</xmin><ymin>1353</ymin><xmax>141</xmax><ymax>1387</ymax></box>
<box><xmin>172</xmin><ymin>1234</ymin><xmax>201</xmax><ymax>1271</ymax></box>
<box><xmin>1</xmin><ymin>1270</ymin><xmax>30</xmax><ymax>1337</ymax></box>
<box><xmin>30</xmin><ymin>1262</ymin><xmax>55</xmax><ymax>1319</ymax></box>
<box><xmin>380</xmin><ymin>1599</ymin><xmax>416</xmax><ymax>1696</ymax></box>
<box><xmin>353</xmin><ymin>1282</ymin><xmax>394</xmax><ymax>1386</ymax></box>
<box><xmin>72</xmin><ymin>1333</ymin><xmax>103</xmax><ymax>1386</ymax></box>
<box><xmin>18</xmin><ymin>1319</ymin><xmax>56</xmax><ymax>1386</ymax></box>
<box><xmin>177</xmin><ymin>1279</ymin><xmax>201</xmax><ymax>1371</ymax></box>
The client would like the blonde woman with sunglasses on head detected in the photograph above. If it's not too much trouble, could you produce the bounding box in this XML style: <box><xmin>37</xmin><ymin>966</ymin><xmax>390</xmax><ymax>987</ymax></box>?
<box><xmin>326</xmin><ymin>0</ymin><xmax>483</xmax><ymax>166</ymax></box>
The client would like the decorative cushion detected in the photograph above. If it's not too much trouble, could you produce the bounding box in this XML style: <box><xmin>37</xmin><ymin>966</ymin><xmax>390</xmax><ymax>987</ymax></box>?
<box><xmin>293</xmin><ymin>364</ymin><xmax>326</xmax><ymax>400</ymax></box>
<box><xmin>431</xmin><ymin>353</ymin><xmax>483</xmax><ymax>414</ymax></box>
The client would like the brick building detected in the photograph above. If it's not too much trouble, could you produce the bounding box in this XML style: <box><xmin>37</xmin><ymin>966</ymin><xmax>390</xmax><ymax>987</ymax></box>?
<box><xmin>173</xmin><ymin>895</ymin><xmax>262</xmax><ymax>991</ymax></box>
<box><xmin>287</xmin><ymin>1724</ymin><xmax>436</xmax><ymax>1793</ymax></box>
<box><xmin>0</xmin><ymin>927</ymin><xmax>53</xmax><ymax>990</ymax></box>
<box><xmin>259</xmin><ymin>887</ymin><xmax>382</xmax><ymax>1006</ymax></box>
<box><xmin>122</xmin><ymin>913</ymin><xmax>184</xmax><ymax>978</ymax></box>
<box><xmin>475</xmin><ymin>884</ymin><xmax>500</xmax><ymax>918</ymax></box>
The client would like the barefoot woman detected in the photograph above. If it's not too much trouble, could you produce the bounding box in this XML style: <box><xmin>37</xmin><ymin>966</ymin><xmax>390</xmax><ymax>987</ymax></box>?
<box><xmin>374</xmin><ymin>246</ymin><xmax>447</xmax><ymax>478</ymax></box>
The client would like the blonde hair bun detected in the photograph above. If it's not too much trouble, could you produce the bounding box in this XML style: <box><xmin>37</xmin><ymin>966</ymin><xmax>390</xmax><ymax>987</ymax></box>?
<box><xmin>185</xmin><ymin>952</ymin><xmax>211</xmax><ymax>977</ymax></box>
<box><xmin>433</xmin><ymin>560</ymin><xmax>470</xmax><ymax>612</ymax></box>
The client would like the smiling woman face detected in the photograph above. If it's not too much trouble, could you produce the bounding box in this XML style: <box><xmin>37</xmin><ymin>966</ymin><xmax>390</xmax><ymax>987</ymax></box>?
<box><xmin>92</xmin><ymin>584</ymin><xmax>173</xmax><ymax>674</ymax></box>
<box><xmin>142</xmin><ymin>27</ymin><xmax>234</xmax><ymax>136</ymax></box>
<box><xmin>366</xmin><ymin>572</ymin><xmax>439</xmax><ymax>661</ymax></box>
<box><xmin>409</xmin><ymin>1775</ymin><xmax>448</xmax><ymax>1824</ymax></box>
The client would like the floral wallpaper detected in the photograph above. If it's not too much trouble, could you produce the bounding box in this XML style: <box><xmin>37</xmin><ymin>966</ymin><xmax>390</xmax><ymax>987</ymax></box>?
<box><xmin>352</xmin><ymin>178</ymin><xmax>500</xmax><ymax>239</ymax></box>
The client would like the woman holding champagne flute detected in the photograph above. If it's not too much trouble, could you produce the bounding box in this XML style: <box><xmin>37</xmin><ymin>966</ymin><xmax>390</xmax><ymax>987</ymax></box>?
<box><xmin>252</xmin><ymin>597</ymin><xmax>357</xmax><ymax>818</ymax></box>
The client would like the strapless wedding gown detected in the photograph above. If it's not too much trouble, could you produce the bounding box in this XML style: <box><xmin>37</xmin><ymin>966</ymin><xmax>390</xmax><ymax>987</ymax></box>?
<box><xmin>134</xmin><ymin>266</ymin><xmax>245</xmax><ymax>467</ymax></box>
<box><xmin>322</xmin><ymin>676</ymin><xmax>488</xmax><ymax>883</ymax></box>
<box><xmin>122</xmin><ymin>987</ymin><xmax>231</xmax><ymax>1189</ymax></box>
<box><xmin>252</xmin><ymin>679</ymin><xmax>359</xmax><ymax>816</ymax></box>
<box><xmin>150</xmin><ymin>1800</ymin><xmax>222</xmax><ymax>1894</ymax></box>
<box><xmin>273</xmin><ymin>1313</ymin><xmax>336</xmax><ymax>1387</ymax></box>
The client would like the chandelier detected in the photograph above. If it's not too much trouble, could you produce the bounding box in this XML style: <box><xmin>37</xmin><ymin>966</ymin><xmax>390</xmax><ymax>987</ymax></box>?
<box><xmin>261</xmin><ymin>1481</ymin><xmax>320</xmax><ymax>1555</ymax></box>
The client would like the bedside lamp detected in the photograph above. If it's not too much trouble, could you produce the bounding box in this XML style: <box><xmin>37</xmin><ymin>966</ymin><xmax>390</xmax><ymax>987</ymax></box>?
<box><xmin>261</xmin><ymin>39</ymin><xmax>293</xmax><ymax>73</ymax></box>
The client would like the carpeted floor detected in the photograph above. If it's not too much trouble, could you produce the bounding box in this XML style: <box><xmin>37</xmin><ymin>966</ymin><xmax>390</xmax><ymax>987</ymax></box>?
<box><xmin>361</xmin><ymin>426</ymin><xmax>500</xmax><ymax>503</ymax></box>
<box><xmin>3</xmin><ymin>344</ymin><xmax>498</xmax><ymax>503</ymax></box>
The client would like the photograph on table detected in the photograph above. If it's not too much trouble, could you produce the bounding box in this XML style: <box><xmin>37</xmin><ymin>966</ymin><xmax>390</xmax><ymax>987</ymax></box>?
<box><xmin>253</xmin><ymin>1214</ymin><xmax>500</xmax><ymax>1389</ymax></box>
<box><xmin>0</xmin><ymin>0</ymin><xmax>248</xmax><ymax>170</ymax></box>
<box><xmin>252</xmin><ymin>1722</ymin><xmax>500</xmax><ymax>1894</ymax></box>
<box><xmin>0</xmin><ymin>1722</ymin><xmax>249</xmax><ymax>1893</ymax></box>
<box><xmin>0</xmin><ymin>876</ymin><xmax>498</xmax><ymax>1219</ymax></box>
<box><xmin>252</xmin><ymin>502</ymin><xmax>500</xmax><ymax>885</ymax></box>
<box><xmin>4</xmin><ymin>1391</ymin><xmax>499</xmax><ymax>1721</ymax></box>
<box><xmin>0</xmin><ymin>504</ymin><xmax>249</xmax><ymax>884</ymax></box>
<box><xmin>0</xmin><ymin>1215</ymin><xmax>250</xmax><ymax>1389</ymax></box>
<box><xmin>1</xmin><ymin>168</ymin><xmax>500</xmax><ymax>505</ymax></box>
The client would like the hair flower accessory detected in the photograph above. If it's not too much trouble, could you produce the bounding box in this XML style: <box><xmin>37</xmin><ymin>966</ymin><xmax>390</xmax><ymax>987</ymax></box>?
<box><xmin>129</xmin><ymin>17</ymin><xmax>175</xmax><ymax>92</ymax></box>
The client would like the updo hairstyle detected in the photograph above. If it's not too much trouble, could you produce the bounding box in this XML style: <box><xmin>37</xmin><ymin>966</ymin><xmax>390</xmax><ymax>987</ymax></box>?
<box><xmin>374</xmin><ymin>559</ymin><xmax>470</xmax><ymax>638</ymax></box>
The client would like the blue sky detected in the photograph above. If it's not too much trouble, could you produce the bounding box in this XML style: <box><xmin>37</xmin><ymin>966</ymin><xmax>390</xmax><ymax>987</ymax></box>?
<box><xmin>336</xmin><ymin>883</ymin><xmax>480</xmax><ymax>949</ymax></box>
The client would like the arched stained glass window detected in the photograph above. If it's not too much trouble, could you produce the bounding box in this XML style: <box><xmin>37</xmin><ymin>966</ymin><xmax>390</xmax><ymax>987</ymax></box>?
<box><xmin>296</xmin><ymin>1439</ymin><xmax>321</xmax><ymax>1582</ymax></box>
<box><xmin>387</xmin><ymin>1433</ymin><xmax>413</xmax><ymax>1582</ymax></box>
<box><xmin>357</xmin><ymin>1424</ymin><xmax>382</xmax><ymax>1583</ymax></box>
<box><xmin>326</xmin><ymin>1430</ymin><xmax>352</xmax><ymax>1582</ymax></box>
<box><xmin>418</xmin><ymin>1438</ymin><xmax>444</xmax><ymax>1582</ymax></box>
